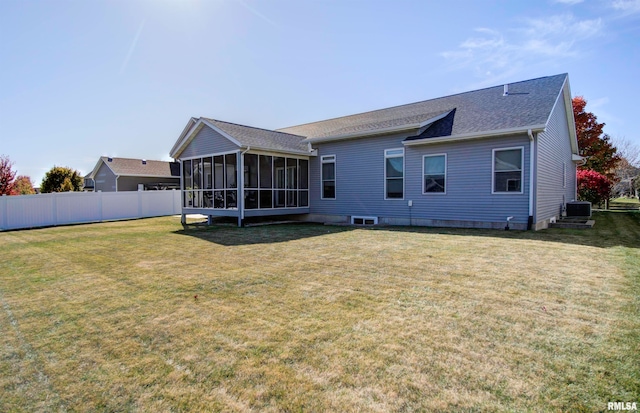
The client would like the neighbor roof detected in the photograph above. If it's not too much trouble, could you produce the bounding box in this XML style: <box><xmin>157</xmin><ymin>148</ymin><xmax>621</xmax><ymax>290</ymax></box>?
<box><xmin>277</xmin><ymin>74</ymin><xmax>568</xmax><ymax>141</ymax></box>
<box><xmin>88</xmin><ymin>157</ymin><xmax>179</xmax><ymax>179</ymax></box>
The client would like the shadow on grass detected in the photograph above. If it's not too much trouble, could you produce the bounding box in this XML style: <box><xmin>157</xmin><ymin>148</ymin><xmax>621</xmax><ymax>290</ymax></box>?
<box><xmin>174</xmin><ymin>221</ymin><xmax>356</xmax><ymax>246</ymax></box>
<box><xmin>175</xmin><ymin>211</ymin><xmax>640</xmax><ymax>249</ymax></box>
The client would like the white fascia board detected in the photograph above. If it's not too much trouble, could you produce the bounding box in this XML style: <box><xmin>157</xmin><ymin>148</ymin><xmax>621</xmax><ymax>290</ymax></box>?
<box><xmin>86</xmin><ymin>157</ymin><xmax>106</xmax><ymax>179</ymax></box>
<box><xmin>94</xmin><ymin>157</ymin><xmax>119</xmax><ymax>177</ymax></box>
<box><xmin>169</xmin><ymin>117</ymin><xmax>198</xmax><ymax>157</ymax></box>
<box><xmin>170</xmin><ymin>119</ymin><xmax>204</xmax><ymax>158</ymax></box>
<box><xmin>403</xmin><ymin>125</ymin><xmax>547</xmax><ymax>146</ymax></box>
<box><xmin>170</xmin><ymin>118</ymin><xmax>244</xmax><ymax>159</ymax></box>
<box><xmin>572</xmin><ymin>154</ymin><xmax>585</xmax><ymax>162</ymax></box>
<box><xmin>245</xmin><ymin>146</ymin><xmax>315</xmax><ymax>157</ymax></box>
<box><xmin>563</xmin><ymin>79</ymin><xmax>579</xmax><ymax>155</ymax></box>
<box><xmin>114</xmin><ymin>174</ymin><xmax>179</xmax><ymax>178</ymax></box>
<box><xmin>544</xmin><ymin>75</ymin><xmax>578</xmax><ymax>155</ymax></box>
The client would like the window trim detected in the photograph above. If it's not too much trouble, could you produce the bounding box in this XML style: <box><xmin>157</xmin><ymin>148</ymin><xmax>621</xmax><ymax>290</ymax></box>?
<box><xmin>422</xmin><ymin>153</ymin><xmax>447</xmax><ymax>195</ymax></box>
<box><xmin>491</xmin><ymin>146</ymin><xmax>524</xmax><ymax>195</ymax></box>
<box><xmin>321</xmin><ymin>154</ymin><xmax>336</xmax><ymax>200</ymax></box>
<box><xmin>384</xmin><ymin>148</ymin><xmax>404</xmax><ymax>200</ymax></box>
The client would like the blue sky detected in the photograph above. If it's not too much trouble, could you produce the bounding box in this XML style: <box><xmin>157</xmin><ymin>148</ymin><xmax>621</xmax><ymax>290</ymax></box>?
<box><xmin>1</xmin><ymin>0</ymin><xmax>639</xmax><ymax>185</ymax></box>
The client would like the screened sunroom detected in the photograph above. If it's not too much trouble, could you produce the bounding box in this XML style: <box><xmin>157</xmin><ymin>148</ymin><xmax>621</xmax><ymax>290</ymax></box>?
<box><xmin>181</xmin><ymin>151</ymin><xmax>310</xmax><ymax>223</ymax></box>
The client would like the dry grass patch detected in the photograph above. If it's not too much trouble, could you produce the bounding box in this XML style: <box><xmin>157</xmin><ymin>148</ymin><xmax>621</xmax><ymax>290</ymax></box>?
<box><xmin>1</xmin><ymin>213</ymin><xmax>639</xmax><ymax>412</ymax></box>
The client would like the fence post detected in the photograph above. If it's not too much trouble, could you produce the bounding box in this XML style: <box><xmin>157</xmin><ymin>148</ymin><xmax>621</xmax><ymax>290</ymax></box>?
<box><xmin>98</xmin><ymin>191</ymin><xmax>103</xmax><ymax>222</ymax></box>
<box><xmin>52</xmin><ymin>193</ymin><xmax>58</xmax><ymax>226</ymax></box>
<box><xmin>1</xmin><ymin>194</ymin><xmax>7</xmax><ymax>230</ymax></box>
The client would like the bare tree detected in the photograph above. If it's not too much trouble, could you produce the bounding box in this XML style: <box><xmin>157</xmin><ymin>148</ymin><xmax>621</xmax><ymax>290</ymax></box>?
<box><xmin>612</xmin><ymin>137</ymin><xmax>640</xmax><ymax>167</ymax></box>
<box><xmin>611</xmin><ymin>137</ymin><xmax>640</xmax><ymax>197</ymax></box>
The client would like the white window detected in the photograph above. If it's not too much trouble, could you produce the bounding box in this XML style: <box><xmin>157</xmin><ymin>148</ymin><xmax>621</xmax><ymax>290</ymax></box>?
<box><xmin>385</xmin><ymin>148</ymin><xmax>404</xmax><ymax>199</ymax></box>
<box><xmin>423</xmin><ymin>154</ymin><xmax>447</xmax><ymax>194</ymax></box>
<box><xmin>492</xmin><ymin>147</ymin><xmax>524</xmax><ymax>194</ymax></box>
<box><xmin>321</xmin><ymin>155</ymin><xmax>336</xmax><ymax>199</ymax></box>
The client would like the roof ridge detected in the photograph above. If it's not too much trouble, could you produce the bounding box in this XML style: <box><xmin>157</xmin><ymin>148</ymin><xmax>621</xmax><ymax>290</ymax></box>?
<box><xmin>204</xmin><ymin>118</ymin><xmax>306</xmax><ymax>139</ymax></box>
<box><xmin>100</xmin><ymin>156</ymin><xmax>170</xmax><ymax>163</ymax></box>
<box><xmin>277</xmin><ymin>73</ymin><xmax>568</xmax><ymax>131</ymax></box>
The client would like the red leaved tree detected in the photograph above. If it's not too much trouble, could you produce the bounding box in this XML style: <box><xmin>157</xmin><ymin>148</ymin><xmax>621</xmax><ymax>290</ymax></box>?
<box><xmin>572</xmin><ymin>97</ymin><xmax>620</xmax><ymax>179</ymax></box>
<box><xmin>13</xmin><ymin>175</ymin><xmax>36</xmax><ymax>195</ymax></box>
<box><xmin>0</xmin><ymin>155</ymin><xmax>17</xmax><ymax>195</ymax></box>
<box><xmin>577</xmin><ymin>169</ymin><xmax>612</xmax><ymax>206</ymax></box>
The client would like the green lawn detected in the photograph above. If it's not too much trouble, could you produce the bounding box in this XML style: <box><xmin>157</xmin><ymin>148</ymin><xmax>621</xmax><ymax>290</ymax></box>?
<box><xmin>1</xmin><ymin>212</ymin><xmax>639</xmax><ymax>412</ymax></box>
<box><xmin>611</xmin><ymin>197</ymin><xmax>640</xmax><ymax>205</ymax></box>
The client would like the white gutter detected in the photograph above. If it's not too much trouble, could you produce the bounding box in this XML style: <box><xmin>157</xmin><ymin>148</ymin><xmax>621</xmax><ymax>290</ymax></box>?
<box><xmin>528</xmin><ymin>129</ymin><xmax>535</xmax><ymax>229</ymax></box>
<box><xmin>572</xmin><ymin>154</ymin><xmax>586</xmax><ymax>165</ymax></box>
<box><xmin>241</xmin><ymin>145</ymin><xmax>313</xmax><ymax>157</ymax></box>
<box><xmin>403</xmin><ymin>124</ymin><xmax>547</xmax><ymax>146</ymax></box>
<box><xmin>179</xmin><ymin>159</ymin><xmax>185</xmax><ymax>224</ymax></box>
<box><xmin>238</xmin><ymin>146</ymin><xmax>251</xmax><ymax>227</ymax></box>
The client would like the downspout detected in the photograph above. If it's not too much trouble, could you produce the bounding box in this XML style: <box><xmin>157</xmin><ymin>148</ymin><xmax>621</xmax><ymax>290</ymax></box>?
<box><xmin>115</xmin><ymin>175</ymin><xmax>119</xmax><ymax>192</ymax></box>
<box><xmin>179</xmin><ymin>159</ymin><xmax>186</xmax><ymax>225</ymax></box>
<box><xmin>575</xmin><ymin>156</ymin><xmax>586</xmax><ymax>201</ymax></box>
<box><xmin>527</xmin><ymin>129</ymin><xmax>535</xmax><ymax>230</ymax></box>
<box><xmin>238</xmin><ymin>146</ymin><xmax>251</xmax><ymax>227</ymax></box>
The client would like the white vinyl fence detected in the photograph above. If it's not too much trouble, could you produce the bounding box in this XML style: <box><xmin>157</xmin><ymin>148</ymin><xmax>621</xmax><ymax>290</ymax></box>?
<box><xmin>0</xmin><ymin>190</ymin><xmax>182</xmax><ymax>231</ymax></box>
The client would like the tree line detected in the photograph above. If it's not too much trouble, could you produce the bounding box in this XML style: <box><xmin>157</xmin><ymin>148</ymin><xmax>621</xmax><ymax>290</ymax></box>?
<box><xmin>573</xmin><ymin>97</ymin><xmax>639</xmax><ymax>206</ymax></box>
<box><xmin>0</xmin><ymin>157</ymin><xmax>83</xmax><ymax>195</ymax></box>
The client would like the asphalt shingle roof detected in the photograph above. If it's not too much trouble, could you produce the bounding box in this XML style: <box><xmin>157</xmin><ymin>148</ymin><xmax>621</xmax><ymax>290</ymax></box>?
<box><xmin>276</xmin><ymin>74</ymin><xmax>567</xmax><ymax>140</ymax></box>
<box><xmin>99</xmin><ymin>157</ymin><xmax>179</xmax><ymax>177</ymax></box>
<box><xmin>203</xmin><ymin>119</ymin><xmax>308</xmax><ymax>152</ymax></box>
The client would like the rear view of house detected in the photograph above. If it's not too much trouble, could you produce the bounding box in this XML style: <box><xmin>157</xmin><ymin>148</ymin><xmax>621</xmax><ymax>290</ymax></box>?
<box><xmin>85</xmin><ymin>157</ymin><xmax>180</xmax><ymax>192</ymax></box>
<box><xmin>170</xmin><ymin>73</ymin><xmax>580</xmax><ymax>230</ymax></box>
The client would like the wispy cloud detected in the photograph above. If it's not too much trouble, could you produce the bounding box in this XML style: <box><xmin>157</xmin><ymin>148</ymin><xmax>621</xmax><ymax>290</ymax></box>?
<box><xmin>440</xmin><ymin>14</ymin><xmax>603</xmax><ymax>87</ymax></box>
<box><xmin>120</xmin><ymin>19</ymin><xmax>146</xmax><ymax>75</ymax></box>
<box><xmin>236</xmin><ymin>0</ymin><xmax>279</xmax><ymax>28</ymax></box>
<box><xmin>611</xmin><ymin>0</ymin><xmax>640</xmax><ymax>14</ymax></box>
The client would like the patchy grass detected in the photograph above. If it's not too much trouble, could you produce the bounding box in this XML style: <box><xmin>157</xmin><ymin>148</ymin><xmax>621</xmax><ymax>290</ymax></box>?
<box><xmin>611</xmin><ymin>197</ymin><xmax>640</xmax><ymax>205</ymax></box>
<box><xmin>1</xmin><ymin>212</ymin><xmax>639</xmax><ymax>412</ymax></box>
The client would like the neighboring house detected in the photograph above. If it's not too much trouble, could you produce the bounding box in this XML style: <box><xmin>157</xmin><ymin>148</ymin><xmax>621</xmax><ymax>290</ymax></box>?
<box><xmin>169</xmin><ymin>73</ymin><xmax>581</xmax><ymax>230</ymax></box>
<box><xmin>85</xmin><ymin>157</ymin><xmax>180</xmax><ymax>192</ymax></box>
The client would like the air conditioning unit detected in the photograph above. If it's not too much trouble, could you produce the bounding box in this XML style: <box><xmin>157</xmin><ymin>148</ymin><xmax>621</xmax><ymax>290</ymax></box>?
<box><xmin>566</xmin><ymin>201</ymin><xmax>591</xmax><ymax>217</ymax></box>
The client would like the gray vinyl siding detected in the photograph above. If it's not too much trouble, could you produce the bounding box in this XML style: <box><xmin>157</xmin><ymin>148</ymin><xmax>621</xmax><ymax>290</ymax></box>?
<box><xmin>178</xmin><ymin>125</ymin><xmax>239</xmax><ymax>159</ymax></box>
<box><xmin>407</xmin><ymin>135</ymin><xmax>530</xmax><ymax>225</ymax></box>
<box><xmin>310</xmin><ymin>133</ymin><xmax>409</xmax><ymax>219</ymax></box>
<box><xmin>117</xmin><ymin>176</ymin><xmax>180</xmax><ymax>191</ymax></box>
<box><xmin>535</xmin><ymin>93</ymin><xmax>576</xmax><ymax>222</ymax></box>
<box><xmin>310</xmin><ymin>133</ymin><xmax>531</xmax><ymax>226</ymax></box>
<box><xmin>94</xmin><ymin>163</ymin><xmax>116</xmax><ymax>192</ymax></box>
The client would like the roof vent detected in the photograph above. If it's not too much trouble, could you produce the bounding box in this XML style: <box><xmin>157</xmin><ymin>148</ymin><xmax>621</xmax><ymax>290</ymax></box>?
<box><xmin>107</xmin><ymin>157</ymin><xmax>113</xmax><ymax>162</ymax></box>
<box><xmin>142</xmin><ymin>159</ymin><xmax>147</xmax><ymax>165</ymax></box>
<box><xmin>503</xmin><ymin>84</ymin><xmax>509</xmax><ymax>96</ymax></box>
